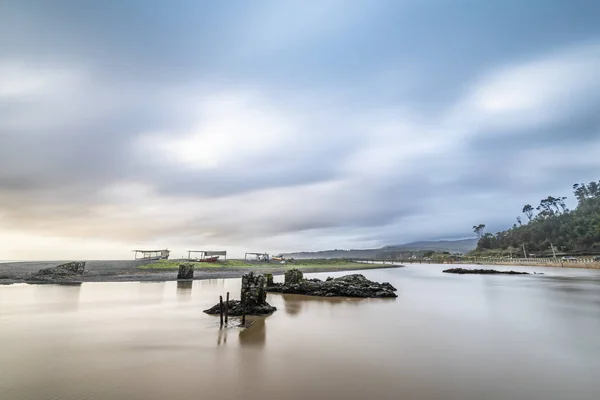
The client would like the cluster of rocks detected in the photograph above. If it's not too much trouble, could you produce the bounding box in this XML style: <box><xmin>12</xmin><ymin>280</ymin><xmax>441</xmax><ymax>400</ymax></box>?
<box><xmin>266</xmin><ymin>268</ymin><xmax>398</xmax><ymax>298</ymax></box>
<box><xmin>204</xmin><ymin>271</ymin><xmax>277</xmax><ymax>316</ymax></box>
<box><xmin>29</xmin><ymin>262</ymin><xmax>86</xmax><ymax>282</ymax></box>
<box><xmin>203</xmin><ymin>299</ymin><xmax>276</xmax><ymax>316</ymax></box>
<box><xmin>443</xmin><ymin>268</ymin><xmax>529</xmax><ymax>275</ymax></box>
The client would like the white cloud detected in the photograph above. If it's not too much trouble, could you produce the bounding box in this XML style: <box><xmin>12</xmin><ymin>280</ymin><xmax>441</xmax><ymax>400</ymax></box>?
<box><xmin>451</xmin><ymin>42</ymin><xmax>600</xmax><ymax>131</ymax></box>
<box><xmin>0</xmin><ymin>61</ymin><xmax>81</xmax><ymax>99</ymax></box>
<box><xmin>138</xmin><ymin>91</ymin><xmax>299</xmax><ymax>169</ymax></box>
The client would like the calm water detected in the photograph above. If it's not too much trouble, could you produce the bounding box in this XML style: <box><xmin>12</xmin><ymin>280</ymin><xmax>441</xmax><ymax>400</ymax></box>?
<box><xmin>1</xmin><ymin>264</ymin><xmax>600</xmax><ymax>400</ymax></box>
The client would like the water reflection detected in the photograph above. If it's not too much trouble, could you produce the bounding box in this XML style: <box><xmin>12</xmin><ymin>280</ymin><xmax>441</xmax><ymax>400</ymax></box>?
<box><xmin>176</xmin><ymin>281</ymin><xmax>193</xmax><ymax>301</ymax></box>
<box><xmin>276</xmin><ymin>293</ymin><xmax>372</xmax><ymax>317</ymax></box>
<box><xmin>239</xmin><ymin>317</ymin><xmax>267</xmax><ymax>348</ymax></box>
<box><xmin>200</xmin><ymin>279</ymin><xmax>226</xmax><ymax>289</ymax></box>
<box><xmin>137</xmin><ymin>282</ymin><xmax>166</xmax><ymax>304</ymax></box>
<box><xmin>217</xmin><ymin>327</ymin><xmax>229</xmax><ymax>345</ymax></box>
<box><xmin>34</xmin><ymin>283</ymin><xmax>82</xmax><ymax>313</ymax></box>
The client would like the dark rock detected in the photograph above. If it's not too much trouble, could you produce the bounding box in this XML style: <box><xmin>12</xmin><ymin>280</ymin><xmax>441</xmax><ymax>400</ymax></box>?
<box><xmin>205</xmin><ymin>271</ymin><xmax>277</xmax><ymax>316</ymax></box>
<box><xmin>204</xmin><ymin>300</ymin><xmax>276</xmax><ymax>316</ymax></box>
<box><xmin>443</xmin><ymin>268</ymin><xmax>529</xmax><ymax>275</ymax></box>
<box><xmin>177</xmin><ymin>263</ymin><xmax>194</xmax><ymax>280</ymax></box>
<box><xmin>264</xmin><ymin>273</ymin><xmax>274</xmax><ymax>286</ymax></box>
<box><xmin>267</xmin><ymin>273</ymin><xmax>397</xmax><ymax>298</ymax></box>
<box><xmin>284</xmin><ymin>268</ymin><xmax>303</xmax><ymax>285</ymax></box>
<box><xmin>241</xmin><ymin>271</ymin><xmax>268</xmax><ymax>307</ymax></box>
<box><xmin>31</xmin><ymin>262</ymin><xmax>85</xmax><ymax>280</ymax></box>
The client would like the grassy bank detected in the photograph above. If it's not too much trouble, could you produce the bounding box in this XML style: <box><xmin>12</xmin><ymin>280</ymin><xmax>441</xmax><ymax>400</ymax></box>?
<box><xmin>138</xmin><ymin>259</ymin><xmax>254</xmax><ymax>269</ymax></box>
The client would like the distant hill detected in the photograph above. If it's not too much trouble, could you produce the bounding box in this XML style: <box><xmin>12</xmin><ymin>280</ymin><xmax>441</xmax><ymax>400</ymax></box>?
<box><xmin>283</xmin><ymin>238</ymin><xmax>478</xmax><ymax>259</ymax></box>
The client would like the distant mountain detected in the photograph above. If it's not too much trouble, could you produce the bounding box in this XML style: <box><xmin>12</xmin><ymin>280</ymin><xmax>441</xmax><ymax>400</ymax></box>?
<box><xmin>283</xmin><ymin>238</ymin><xmax>478</xmax><ymax>259</ymax></box>
<box><xmin>383</xmin><ymin>239</ymin><xmax>479</xmax><ymax>253</ymax></box>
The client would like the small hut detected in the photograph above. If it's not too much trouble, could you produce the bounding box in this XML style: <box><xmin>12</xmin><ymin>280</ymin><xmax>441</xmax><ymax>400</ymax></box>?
<box><xmin>187</xmin><ymin>250</ymin><xmax>227</xmax><ymax>261</ymax></box>
<box><xmin>245</xmin><ymin>252</ymin><xmax>269</xmax><ymax>262</ymax></box>
<box><xmin>134</xmin><ymin>249</ymin><xmax>170</xmax><ymax>261</ymax></box>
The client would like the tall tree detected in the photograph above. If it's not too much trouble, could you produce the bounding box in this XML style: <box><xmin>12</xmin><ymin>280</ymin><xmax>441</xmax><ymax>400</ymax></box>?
<box><xmin>522</xmin><ymin>204</ymin><xmax>534</xmax><ymax>221</ymax></box>
<box><xmin>473</xmin><ymin>224</ymin><xmax>485</xmax><ymax>239</ymax></box>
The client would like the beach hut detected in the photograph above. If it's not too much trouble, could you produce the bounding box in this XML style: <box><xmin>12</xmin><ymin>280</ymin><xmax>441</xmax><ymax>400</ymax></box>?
<box><xmin>133</xmin><ymin>249</ymin><xmax>170</xmax><ymax>261</ymax></box>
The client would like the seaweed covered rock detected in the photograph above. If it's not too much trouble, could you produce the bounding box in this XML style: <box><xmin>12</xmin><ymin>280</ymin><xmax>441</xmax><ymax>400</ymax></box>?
<box><xmin>203</xmin><ymin>300</ymin><xmax>276</xmax><ymax>316</ymax></box>
<box><xmin>264</xmin><ymin>273</ymin><xmax>274</xmax><ymax>286</ymax></box>
<box><xmin>443</xmin><ymin>268</ymin><xmax>529</xmax><ymax>275</ymax></box>
<box><xmin>284</xmin><ymin>268</ymin><xmax>303</xmax><ymax>285</ymax></box>
<box><xmin>177</xmin><ymin>263</ymin><xmax>194</xmax><ymax>280</ymax></box>
<box><xmin>204</xmin><ymin>271</ymin><xmax>277</xmax><ymax>316</ymax></box>
<box><xmin>267</xmin><ymin>273</ymin><xmax>397</xmax><ymax>298</ymax></box>
<box><xmin>31</xmin><ymin>262</ymin><xmax>86</xmax><ymax>281</ymax></box>
<box><xmin>241</xmin><ymin>271</ymin><xmax>268</xmax><ymax>307</ymax></box>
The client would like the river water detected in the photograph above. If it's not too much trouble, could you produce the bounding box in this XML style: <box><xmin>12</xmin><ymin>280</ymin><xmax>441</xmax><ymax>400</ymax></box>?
<box><xmin>1</xmin><ymin>264</ymin><xmax>599</xmax><ymax>400</ymax></box>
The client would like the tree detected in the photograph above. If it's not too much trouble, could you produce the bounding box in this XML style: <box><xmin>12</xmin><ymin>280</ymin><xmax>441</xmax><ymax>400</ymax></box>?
<box><xmin>472</xmin><ymin>179</ymin><xmax>600</xmax><ymax>255</ymax></box>
<box><xmin>522</xmin><ymin>204</ymin><xmax>534</xmax><ymax>221</ymax></box>
<box><xmin>473</xmin><ymin>224</ymin><xmax>485</xmax><ymax>239</ymax></box>
<box><xmin>558</xmin><ymin>197</ymin><xmax>569</xmax><ymax>213</ymax></box>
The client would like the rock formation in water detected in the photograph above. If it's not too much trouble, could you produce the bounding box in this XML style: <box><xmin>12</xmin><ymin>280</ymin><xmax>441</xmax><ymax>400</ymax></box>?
<box><xmin>443</xmin><ymin>268</ymin><xmax>529</xmax><ymax>275</ymax></box>
<box><xmin>204</xmin><ymin>271</ymin><xmax>277</xmax><ymax>316</ymax></box>
<box><xmin>29</xmin><ymin>261</ymin><xmax>86</xmax><ymax>282</ymax></box>
<box><xmin>266</xmin><ymin>268</ymin><xmax>398</xmax><ymax>298</ymax></box>
<box><xmin>177</xmin><ymin>263</ymin><xmax>194</xmax><ymax>280</ymax></box>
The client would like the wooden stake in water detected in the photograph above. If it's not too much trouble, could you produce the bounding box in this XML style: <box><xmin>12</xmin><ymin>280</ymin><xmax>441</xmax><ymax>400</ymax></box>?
<box><xmin>219</xmin><ymin>296</ymin><xmax>224</xmax><ymax>327</ymax></box>
<box><xmin>225</xmin><ymin>292</ymin><xmax>229</xmax><ymax>325</ymax></box>
<box><xmin>241</xmin><ymin>293</ymin><xmax>246</xmax><ymax>326</ymax></box>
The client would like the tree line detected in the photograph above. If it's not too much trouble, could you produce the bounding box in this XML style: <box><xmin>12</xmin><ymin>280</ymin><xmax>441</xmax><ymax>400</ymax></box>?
<box><xmin>472</xmin><ymin>180</ymin><xmax>600</xmax><ymax>256</ymax></box>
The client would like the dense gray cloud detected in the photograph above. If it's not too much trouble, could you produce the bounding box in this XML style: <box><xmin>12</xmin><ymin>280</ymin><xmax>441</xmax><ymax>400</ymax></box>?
<box><xmin>1</xmin><ymin>1</ymin><xmax>600</xmax><ymax>259</ymax></box>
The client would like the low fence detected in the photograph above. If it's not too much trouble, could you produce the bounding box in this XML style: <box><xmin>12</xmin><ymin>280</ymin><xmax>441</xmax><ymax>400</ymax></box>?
<box><xmin>353</xmin><ymin>258</ymin><xmax>600</xmax><ymax>267</ymax></box>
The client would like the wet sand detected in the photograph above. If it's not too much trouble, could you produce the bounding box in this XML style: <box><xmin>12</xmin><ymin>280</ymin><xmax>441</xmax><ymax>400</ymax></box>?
<box><xmin>0</xmin><ymin>260</ymin><xmax>402</xmax><ymax>285</ymax></box>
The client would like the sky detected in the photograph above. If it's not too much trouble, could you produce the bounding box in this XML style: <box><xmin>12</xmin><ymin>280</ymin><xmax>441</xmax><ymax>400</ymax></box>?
<box><xmin>1</xmin><ymin>0</ymin><xmax>600</xmax><ymax>260</ymax></box>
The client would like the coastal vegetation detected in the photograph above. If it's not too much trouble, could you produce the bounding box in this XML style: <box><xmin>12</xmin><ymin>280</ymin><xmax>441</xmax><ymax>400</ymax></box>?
<box><xmin>471</xmin><ymin>180</ymin><xmax>600</xmax><ymax>256</ymax></box>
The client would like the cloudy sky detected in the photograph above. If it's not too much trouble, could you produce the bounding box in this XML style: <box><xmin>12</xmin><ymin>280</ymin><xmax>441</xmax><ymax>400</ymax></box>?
<box><xmin>1</xmin><ymin>0</ymin><xmax>600</xmax><ymax>260</ymax></box>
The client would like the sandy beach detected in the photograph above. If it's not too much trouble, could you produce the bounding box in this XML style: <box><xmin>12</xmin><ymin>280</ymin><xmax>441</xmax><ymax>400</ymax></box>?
<box><xmin>0</xmin><ymin>259</ymin><xmax>403</xmax><ymax>285</ymax></box>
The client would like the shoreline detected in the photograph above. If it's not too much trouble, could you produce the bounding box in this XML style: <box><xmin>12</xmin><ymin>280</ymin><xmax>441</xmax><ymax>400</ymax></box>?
<box><xmin>447</xmin><ymin>261</ymin><xmax>600</xmax><ymax>270</ymax></box>
<box><xmin>0</xmin><ymin>261</ymin><xmax>403</xmax><ymax>285</ymax></box>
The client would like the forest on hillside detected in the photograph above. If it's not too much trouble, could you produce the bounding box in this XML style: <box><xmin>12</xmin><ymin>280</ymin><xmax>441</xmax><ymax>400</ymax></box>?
<box><xmin>472</xmin><ymin>181</ymin><xmax>600</xmax><ymax>256</ymax></box>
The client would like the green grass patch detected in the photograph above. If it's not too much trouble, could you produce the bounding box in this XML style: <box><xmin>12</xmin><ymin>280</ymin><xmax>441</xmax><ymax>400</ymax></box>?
<box><xmin>138</xmin><ymin>258</ymin><xmax>393</xmax><ymax>270</ymax></box>
<box><xmin>139</xmin><ymin>259</ymin><xmax>256</xmax><ymax>269</ymax></box>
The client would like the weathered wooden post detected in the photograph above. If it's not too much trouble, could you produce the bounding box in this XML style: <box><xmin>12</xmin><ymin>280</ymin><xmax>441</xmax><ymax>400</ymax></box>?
<box><xmin>219</xmin><ymin>296</ymin><xmax>224</xmax><ymax>327</ymax></box>
<box><xmin>225</xmin><ymin>292</ymin><xmax>229</xmax><ymax>325</ymax></box>
<box><xmin>241</xmin><ymin>293</ymin><xmax>246</xmax><ymax>325</ymax></box>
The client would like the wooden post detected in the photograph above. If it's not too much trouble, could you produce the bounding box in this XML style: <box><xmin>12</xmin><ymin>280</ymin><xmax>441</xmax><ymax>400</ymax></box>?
<box><xmin>219</xmin><ymin>296</ymin><xmax>224</xmax><ymax>327</ymax></box>
<box><xmin>225</xmin><ymin>292</ymin><xmax>229</xmax><ymax>325</ymax></box>
<box><xmin>241</xmin><ymin>293</ymin><xmax>246</xmax><ymax>325</ymax></box>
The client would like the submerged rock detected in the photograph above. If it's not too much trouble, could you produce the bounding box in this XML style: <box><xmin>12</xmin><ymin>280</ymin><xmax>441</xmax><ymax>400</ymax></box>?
<box><xmin>267</xmin><ymin>269</ymin><xmax>397</xmax><ymax>298</ymax></box>
<box><xmin>204</xmin><ymin>300</ymin><xmax>276</xmax><ymax>316</ymax></box>
<box><xmin>443</xmin><ymin>268</ymin><xmax>529</xmax><ymax>275</ymax></box>
<box><xmin>31</xmin><ymin>261</ymin><xmax>86</xmax><ymax>281</ymax></box>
